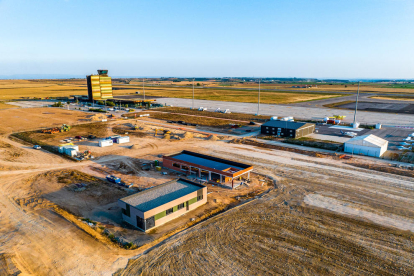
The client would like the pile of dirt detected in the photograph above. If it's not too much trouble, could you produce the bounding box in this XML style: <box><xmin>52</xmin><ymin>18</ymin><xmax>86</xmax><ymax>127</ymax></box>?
<box><xmin>182</xmin><ymin>132</ymin><xmax>193</xmax><ymax>139</ymax></box>
<box><xmin>207</xmin><ymin>135</ymin><xmax>218</xmax><ymax>141</ymax></box>
<box><xmin>90</xmin><ymin>114</ymin><xmax>108</xmax><ymax>121</ymax></box>
<box><xmin>129</xmin><ymin>144</ymin><xmax>140</xmax><ymax>150</ymax></box>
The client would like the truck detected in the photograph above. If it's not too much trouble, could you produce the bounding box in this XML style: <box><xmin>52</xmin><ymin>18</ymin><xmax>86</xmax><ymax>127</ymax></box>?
<box><xmin>106</xmin><ymin>175</ymin><xmax>121</xmax><ymax>184</ymax></box>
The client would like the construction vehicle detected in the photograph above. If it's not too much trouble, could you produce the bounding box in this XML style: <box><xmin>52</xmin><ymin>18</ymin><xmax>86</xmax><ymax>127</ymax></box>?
<box><xmin>106</xmin><ymin>175</ymin><xmax>121</xmax><ymax>184</ymax></box>
<box><xmin>41</xmin><ymin>124</ymin><xmax>71</xmax><ymax>134</ymax></box>
<box><xmin>76</xmin><ymin>150</ymin><xmax>91</xmax><ymax>160</ymax></box>
<box><xmin>154</xmin><ymin>128</ymin><xmax>170</xmax><ymax>136</ymax></box>
<box><xmin>61</xmin><ymin>124</ymin><xmax>71</xmax><ymax>132</ymax></box>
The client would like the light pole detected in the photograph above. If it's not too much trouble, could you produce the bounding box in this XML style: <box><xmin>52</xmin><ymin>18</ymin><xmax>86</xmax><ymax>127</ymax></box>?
<box><xmin>192</xmin><ymin>78</ymin><xmax>195</xmax><ymax>109</ymax></box>
<box><xmin>143</xmin><ymin>78</ymin><xmax>145</xmax><ymax>101</ymax></box>
<box><xmin>257</xmin><ymin>79</ymin><xmax>261</xmax><ymax>115</ymax></box>
<box><xmin>353</xmin><ymin>81</ymin><xmax>360</xmax><ymax>128</ymax></box>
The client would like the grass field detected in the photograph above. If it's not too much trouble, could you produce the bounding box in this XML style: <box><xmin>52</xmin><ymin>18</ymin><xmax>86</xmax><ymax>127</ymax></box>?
<box><xmin>0</xmin><ymin>102</ymin><xmax>13</xmax><ymax>109</ymax></box>
<box><xmin>0</xmin><ymin>79</ymin><xmax>348</xmax><ymax>104</ymax></box>
<box><xmin>2</xmin><ymin>79</ymin><xmax>414</xmax><ymax>106</ymax></box>
<box><xmin>116</xmin><ymin>86</ymin><xmax>347</xmax><ymax>104</ymax></box>
<box><xmin>370</xmin><ymin>96</ymin><xmax>414</xmax><ymax>101</ymax></box>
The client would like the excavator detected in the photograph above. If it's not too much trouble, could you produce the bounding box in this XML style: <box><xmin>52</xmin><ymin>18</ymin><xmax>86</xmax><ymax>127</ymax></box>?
<box><xmin>41</xmin><ymin>124</ymin><xmax>71</xmax><ymax>134</ymax></box>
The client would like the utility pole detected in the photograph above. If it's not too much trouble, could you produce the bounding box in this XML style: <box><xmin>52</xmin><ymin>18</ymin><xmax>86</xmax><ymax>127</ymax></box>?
<box><xmin>192</xmin><ymin>78</ymin><xmax>195</xmax><ymax>109</ymax></box>
<box><xmin>257</xmin><ymin>79</ymin><xmax>261</xmax><ymax>115</ymax></box>
<box><xmin>143</xmin><ymin>78</ymin><xmax>145</xmax><ymax>101</ymax></box>
<box><xmin>353</xmin><ymin>81</ymin><xmax>360</xmax><ymax>128</ymax></box>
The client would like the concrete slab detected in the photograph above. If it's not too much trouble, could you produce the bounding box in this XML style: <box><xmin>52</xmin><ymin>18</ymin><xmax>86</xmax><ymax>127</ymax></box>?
<box><xmin>308</xmin><ymin>133</ymin><xmax>350</xmax><ymax>143</ymax></box>
<box><xmin>329</xmin><ymin>126</ymin><xmax>365</xmax><ymax>132</ymax></box>
<box><xmin>157</xmin><ymin>98</ymin><xmax>414</xmax><ymax>127</ymax></box>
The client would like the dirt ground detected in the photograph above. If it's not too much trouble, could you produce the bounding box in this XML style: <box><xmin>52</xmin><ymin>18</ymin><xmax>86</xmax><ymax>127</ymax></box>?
<box><xmin>0</xmin><ymin>107</ymin><xmax>91</xmax><ymax>134</ymax></box>
<box><xmin>115</xmin><ymin>142</ymin><xmax>414</xmax><ymax>275</ymax></box>
<box><xmin>1</xmin><ymin>115</ymin><xmax>414</xmax><ymax>275</ymax></box>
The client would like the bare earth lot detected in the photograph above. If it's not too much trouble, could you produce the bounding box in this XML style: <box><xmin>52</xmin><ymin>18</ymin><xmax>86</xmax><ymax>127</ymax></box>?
<box><xmin>0</xmin><ymin>107</ymin><xmax>91</xmax><ymax>134</ymax></box>
<box><xmin>116</xmin><ymin>143</ymin><xmax>414</xmax><ymax>275</ymax></box>
<box><xmin>0</xmin><ymin>113</ymin><xmax>414</xmax><ymax>275</ymax></box>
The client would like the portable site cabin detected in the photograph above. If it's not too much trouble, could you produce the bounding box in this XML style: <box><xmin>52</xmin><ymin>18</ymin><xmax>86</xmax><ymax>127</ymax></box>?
<box><xmin>115</xmin><ymin>136</ymin><xmax>130</xmax><ymax>144</ymax></box>
<box><xmin>344</xmin><ymin>134</ymin><xmax>388</xmax><ymax>157</ymax></box>
<box><xmin>65</xmin><ymin>148</ymin><xmax>78</xmax><ymax>157</ymax></box>
<box><xmin>99</xmin><ymin>139</ymin><xmax>113</xmax><ymax>147</ymax></box>
<box><xmin>118</xmin><ymin>178</ymin><xmax>207</xmax><ymax>232</ymax></box>
<box><xmin>58</xmin><ymin>145</ymin><xmax>79</xmax><ymax>156</ymax></box>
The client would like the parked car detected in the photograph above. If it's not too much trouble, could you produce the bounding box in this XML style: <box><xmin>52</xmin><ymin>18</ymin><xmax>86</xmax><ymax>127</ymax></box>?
<box><xmin>88</xmin><ymin>135</ymin><xmax>96</xmax><ymax>139</ymax></box>
<box><xmin>33</xmin><ymin>145</ymin><xmax>41</xmax><ymax>150</ymax></box>
<box><xmin>75</xmin><ymin>136</ymin><xmax>82</xmax><ymax>140</ymax></box>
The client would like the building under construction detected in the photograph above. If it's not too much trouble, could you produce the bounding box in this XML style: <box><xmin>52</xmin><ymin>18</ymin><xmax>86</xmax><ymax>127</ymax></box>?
<box><xmin>86</xmin><ymin>69</ymin><xmax>113</xmax><ymax>102</ymax></box>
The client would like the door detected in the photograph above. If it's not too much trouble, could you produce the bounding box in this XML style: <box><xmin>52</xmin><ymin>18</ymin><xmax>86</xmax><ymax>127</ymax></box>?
<box><xmin>136</xmin><ymin>216</ymin><xmax>145</xmax><ymax>230</ymax></box>
<box><xmin>186</xmin><ymin>201</ymin><xmax>189</xmax><ymax>211</ymax></box>
<box><xmin>145</xmin><ymin>216</ymin><xmax>155</xmax><ymax>230</ymax></box>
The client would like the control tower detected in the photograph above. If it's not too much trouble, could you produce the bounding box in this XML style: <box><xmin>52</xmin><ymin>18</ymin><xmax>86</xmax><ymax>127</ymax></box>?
<box><xmin>86</xmin><ymin>69</ymin><xmax>113</xmax><ymax>102</ymax></box>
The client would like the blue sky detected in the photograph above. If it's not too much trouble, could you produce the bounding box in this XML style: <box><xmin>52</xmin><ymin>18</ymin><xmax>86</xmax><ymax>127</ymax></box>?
<box><xmin>0</xmin><ymin>0</ymin><xmax>413</xmax><ymax>78</ymax></box>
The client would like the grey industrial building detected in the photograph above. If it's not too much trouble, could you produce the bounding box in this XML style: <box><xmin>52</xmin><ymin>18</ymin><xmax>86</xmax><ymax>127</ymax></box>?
<box><xmin>261</xmin><ymin>120</ymin><xmax>315</xmax><ymax>138</ymax></box>
<box><xmin>118</xmin><ymin>178</ymin><xmax>207</xmax><ymax>232</ymax></box>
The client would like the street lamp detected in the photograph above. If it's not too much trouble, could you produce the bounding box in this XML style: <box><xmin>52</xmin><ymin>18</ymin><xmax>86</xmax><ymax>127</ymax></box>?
<box><xmin>192</xmin><ymin>78</ymin><xmax>195</xmax><ymax>109</ymax></box>
<box><xmin>257</xmin><ymin>79</ymin><xmax>261</xmax><ymax>115</ymax></box>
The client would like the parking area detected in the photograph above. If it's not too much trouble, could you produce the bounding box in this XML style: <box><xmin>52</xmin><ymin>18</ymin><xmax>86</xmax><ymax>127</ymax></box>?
<box><xmin>314</xmin><ymin>125</ymin><xmax>414</xmax><ymax>150</ymax></box>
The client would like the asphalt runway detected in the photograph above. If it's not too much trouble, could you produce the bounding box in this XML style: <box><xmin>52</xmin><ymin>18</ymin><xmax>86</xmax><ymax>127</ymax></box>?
<box><xmin>156</xmin><ymin>98</ymin><xmax>414</xmax><ymax>127</ymax></box>
<box><xmin>337</xmin><ymin>101</ymin><xmax>414</xmax><ymax>114</ymax></box>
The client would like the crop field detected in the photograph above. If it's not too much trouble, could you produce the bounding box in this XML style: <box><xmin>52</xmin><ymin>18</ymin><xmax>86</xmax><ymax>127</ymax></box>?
<box><xmin>116</xmin><ymin>86</ymin><xmax>346</xmax><ymax>104</ymax></box>
<box><xmin>126</xmin><ymin>79</ymin><xmax>414</xmax><ymax>93</ymax></box>
<box><xmin>0</xmin><ymin>79</ymin><xmax>344</xmax><ymax>104</ymax></box>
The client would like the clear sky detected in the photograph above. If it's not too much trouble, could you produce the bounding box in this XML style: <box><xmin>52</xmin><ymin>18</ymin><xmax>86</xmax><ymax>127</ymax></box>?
<box><xmin>0</xmin><ymin>0</ymin><xmax>413</xmax><ymax>79</ymax></box>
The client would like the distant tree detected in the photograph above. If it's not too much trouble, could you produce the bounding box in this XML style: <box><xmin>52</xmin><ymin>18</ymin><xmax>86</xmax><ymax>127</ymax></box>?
<box><xmin>106</xmin><ymin>101</ymin><xmax>115</xmax><ymax>107</ymax></box>
<box><xmin>197</xmin><ymin>83</ymin><xmax>201</xmax><ymax>86</ymax></box>
<box><xmin>97</xmin><ymin>100</ymin><xmax>104</xmax><ymax>105</ymax></box>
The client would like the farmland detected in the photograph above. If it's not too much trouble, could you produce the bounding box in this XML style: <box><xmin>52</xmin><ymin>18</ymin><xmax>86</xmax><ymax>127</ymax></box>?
<box><xmin>0</xmin><ymin>79</ymin><xmax>344</xmax><ymax>104</ymax></box>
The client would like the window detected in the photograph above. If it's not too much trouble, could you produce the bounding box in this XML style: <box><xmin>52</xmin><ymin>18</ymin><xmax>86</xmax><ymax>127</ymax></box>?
<box><xmin>177</xmin><ymin>203</ymin><xmax>185</xmax><ymax>210</ymax></box>
<box><xmin>266</xmin><ymin>127</ymin><xmax>269</xmax><ymax>129</ymax></box>
<box><xmin>172</xmin><ymin>163</ymin><xmax>180</xmax><ymax>168</ymax></box>
<box><xmin>290</xmin><ymin>130</ymin><xmax>293</xmax><ymax>132</ymax></box>
<box><xmin>272</xmin><ymin>132</ymin><xmax>275</xmax><ymax>134</ymax></box>
<box><xmin>272</xmin><ymin>127</ymin><xmax>275</xmax><ymax>131</ymax></box>
<box><xmin>122</xmin><ymin>204</ymin><xmax>130</xmax><ymax>217</ymax></box>
<box><xmin>181</xmin><ymin>165</ymin><xmax>189</xmax><ymax>171</ymax></box>
<box><xmin>197</xmin><ymin>195</ymin><xmax>203</xmax><ymax>201</ymax></box>
<box><xmin>166</xmin><ymin>207</ymin><xmax>174</xmax><ymax>215</ymax></box>
<box><xmin>266</xmin><ymin>131</ymin><xmax>269</xmax><ymax>133</ymax></box>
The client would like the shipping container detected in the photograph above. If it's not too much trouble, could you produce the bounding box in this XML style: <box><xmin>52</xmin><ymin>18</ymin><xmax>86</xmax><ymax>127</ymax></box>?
<box><xmin>115</xmin><ymin>136</ymin><xmax>130</xmax><ymax>144</ymax></box>
<box><xmin>99</xmin><ymin>139</ymin><xmax>113</xmax><ymax>147</ymax></box>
